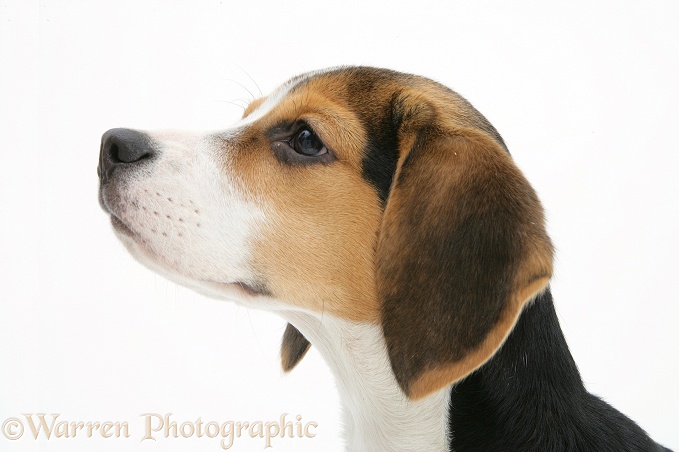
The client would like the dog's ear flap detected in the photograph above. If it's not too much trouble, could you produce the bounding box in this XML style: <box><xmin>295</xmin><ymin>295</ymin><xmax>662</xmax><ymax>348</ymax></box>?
<box><xmin>378</xmin><ymin>126</ymin><xmax>553</xmax><ymax>400</ymax></box>
<box><xmin>281</xmin><ymin>323</ymin><xmax>311</xmax><ymax>372</ymax></box>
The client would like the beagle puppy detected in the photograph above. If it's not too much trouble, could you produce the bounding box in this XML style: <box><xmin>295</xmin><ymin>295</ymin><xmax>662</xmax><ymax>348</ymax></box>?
<box><xmin>98</xmin><ymin>67</ymin><xmax>671</xmax><ymax>451</ymax></box>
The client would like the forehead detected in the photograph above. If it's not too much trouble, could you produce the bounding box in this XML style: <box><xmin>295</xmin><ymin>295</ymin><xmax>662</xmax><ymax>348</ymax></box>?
<box><xmin>245</xmin><ymin>68</ymin><xmax>431</xmax><ymax>137</ymax></box>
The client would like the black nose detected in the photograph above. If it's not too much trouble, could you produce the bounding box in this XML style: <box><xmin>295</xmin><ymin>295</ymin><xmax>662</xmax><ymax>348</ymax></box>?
<box><xmin>98</xmin><ymin>128</ymin><xmax>155</xmax><ymax>183</ymax></box>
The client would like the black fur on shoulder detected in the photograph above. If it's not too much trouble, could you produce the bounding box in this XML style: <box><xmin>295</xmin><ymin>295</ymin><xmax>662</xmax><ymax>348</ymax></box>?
<box><xmin>448</xmin><ymin>288</ymin><xmax>672</xmax><ymax>452</ymax></box>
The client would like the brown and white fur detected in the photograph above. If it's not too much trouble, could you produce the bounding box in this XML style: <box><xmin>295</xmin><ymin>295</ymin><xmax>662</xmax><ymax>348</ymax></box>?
<box><xmin>98</xmin><ymin>67</ymin><xmax>670</xmax><ymax>451</ymax></box>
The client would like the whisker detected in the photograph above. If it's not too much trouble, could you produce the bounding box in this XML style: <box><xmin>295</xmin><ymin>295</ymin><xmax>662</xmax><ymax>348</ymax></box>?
<box><xmin>232</xmin><ymin>62</ymin><xmax>263</xmax><ymax>97</ymax></box>
<box><xmin>217</xmin><ymin>98</ymin><xmax>248</xmax><ymax>112</ymax></box>
<box><xmin>224</xmin><ymin>78</ymin><xmax>257</xmax><ymax>101</ymax></box>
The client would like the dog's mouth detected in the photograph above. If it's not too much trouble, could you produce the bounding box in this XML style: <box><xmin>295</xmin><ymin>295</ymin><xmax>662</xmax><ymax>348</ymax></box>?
<box><xmin>230</xmin><ymin>281</ymin><xmax>270</xmax><ymax>297</ymax></box>
<box><xmin>110</xmin><ymin>214</ymin><xmax>135</xmax><ymax>237</ymax></box>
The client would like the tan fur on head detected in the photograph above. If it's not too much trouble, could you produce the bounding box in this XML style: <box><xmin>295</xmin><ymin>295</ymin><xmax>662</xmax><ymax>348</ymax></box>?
<box><xmin>232</xmin><ymin>79</ymin><xmax>383</xmax><ymax>323</ymax></box>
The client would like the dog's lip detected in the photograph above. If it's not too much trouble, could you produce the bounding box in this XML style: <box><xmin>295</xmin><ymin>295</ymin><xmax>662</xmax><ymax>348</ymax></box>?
<box><xmin>232</xmin><ymin>282</ymin><xmax>268</xmax><ymax>297</ymax></box>
<box><xmin>110</xmin><ymin>214</ymin><xmax>135</xmax><ymax>237</ymax></box>
<box><xmin>201</xmin><ymin>280</ymin><xmax>270</xmax><ymax>297</ymax></box>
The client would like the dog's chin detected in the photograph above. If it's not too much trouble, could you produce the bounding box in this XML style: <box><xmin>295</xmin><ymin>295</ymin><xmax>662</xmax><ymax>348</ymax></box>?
<box><xmin>108</xmin><ymin>215</ymin><xmax>267</xmax><ymax>302</ymax></box>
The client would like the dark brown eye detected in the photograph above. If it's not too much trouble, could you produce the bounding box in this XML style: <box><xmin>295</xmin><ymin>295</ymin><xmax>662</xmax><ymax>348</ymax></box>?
<box><xmin>292</xmin><ymin>129</ymin><xmax>327</xmax><ymax>156</ymax></box>
<box><xmin>269</xmin><ymin>122</ymin><xmax>335</xmax><ymax>166</ymax></box>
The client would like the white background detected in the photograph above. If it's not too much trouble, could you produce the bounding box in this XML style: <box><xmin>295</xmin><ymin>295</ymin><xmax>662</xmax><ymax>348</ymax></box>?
<box><xmin>1</xmin><ymin>1</ymin><xmax>677</xmax><ymax>450</ymax></box>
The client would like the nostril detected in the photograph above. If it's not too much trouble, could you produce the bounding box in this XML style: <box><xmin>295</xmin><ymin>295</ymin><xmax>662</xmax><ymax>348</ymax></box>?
<box><xmin>107</xmin><ymin>141</ymin><xmax>151</xmax><ymax>164</ymax></box>
<box><xmin>99</xmin><ymin>128</ymin><xmax>156</xmax><ymax>183</ymax></box>
<box><xmin>109</xmin><ymin>143</ymin><xmax>121</xmax><ymax>163</ymax></box>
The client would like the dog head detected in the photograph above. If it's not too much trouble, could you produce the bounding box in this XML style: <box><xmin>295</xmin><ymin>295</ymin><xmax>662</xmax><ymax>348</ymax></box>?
<box><xmin>98</xmin><ymin>67</ymin><xmax>553</xmax><ymax>400</ymax></box>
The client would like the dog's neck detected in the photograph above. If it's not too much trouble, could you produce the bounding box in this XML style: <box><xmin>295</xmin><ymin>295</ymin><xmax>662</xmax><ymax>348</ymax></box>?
<box><xmin>284</xmin><ymin>311</ymin><xmax>451</xmax><ymax>452</ymax></box>
<box><xmin>447</xmin><ymin>289</ymin><xmax>584</xmax><ymax>447</ymax></box>
<box><xmin>446</xmin><ymin>288</ymin><xmax>664</xmax><ymax>451</ymax></box>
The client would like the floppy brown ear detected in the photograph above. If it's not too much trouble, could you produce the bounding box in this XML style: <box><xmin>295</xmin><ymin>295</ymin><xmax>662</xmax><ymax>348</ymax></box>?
<box><xmin>377</xmin><ymin>126</ymin><xmax>553</xmax><ymax>400</ymax></box>
<box><xmin>281</xmin><ymin>323</ymin><xmax>311</xmax><ymax>372</ymax></box>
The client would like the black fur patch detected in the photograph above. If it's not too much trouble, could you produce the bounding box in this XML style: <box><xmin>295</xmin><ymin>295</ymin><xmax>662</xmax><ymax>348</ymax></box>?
<box><xmin>360</xmin><ymin>123</ymin><xmax>399</xmax><ymax>205</ymax></box>
<box><xmin>448</xmin><ymin>289</ymin><xmax>672</xmax><ymax>452</ymax></box>
<box><xmin>345</xmin><ymin>70</ymin><xmax>401</xmax><ymax>206</ymax></box>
